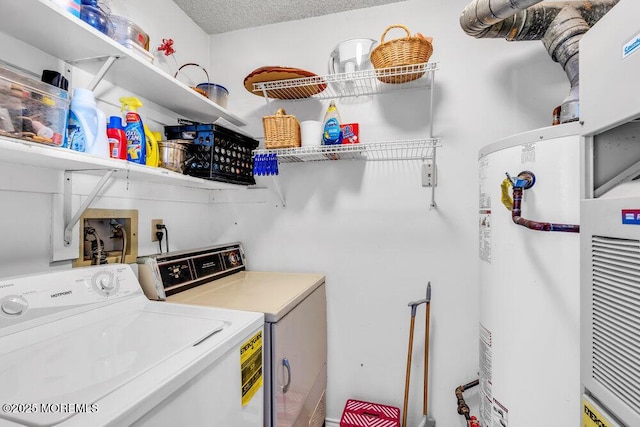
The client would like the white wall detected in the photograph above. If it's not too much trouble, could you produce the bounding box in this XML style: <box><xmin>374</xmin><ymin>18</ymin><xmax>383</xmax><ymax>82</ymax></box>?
<box><xmin>208</xmin><ymin>0</ymin><xmax>568</xmax><ymax>426</ymax></box>
<box><xmin>0</xmin><ymin>0</ymin><xmax>570</xmax><ymax>426</ymax></box>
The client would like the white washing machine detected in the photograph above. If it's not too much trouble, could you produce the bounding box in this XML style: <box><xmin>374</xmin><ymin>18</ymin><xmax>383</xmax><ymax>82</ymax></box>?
<box><xmin>137</xmin><ymin>243</ymin><xmax>327</xmax><ymax>427</ymax></box>
<box><xmin>0</xmin><ymin>264</ymin><xmax>264</xmax><ymax>427</ymax></box>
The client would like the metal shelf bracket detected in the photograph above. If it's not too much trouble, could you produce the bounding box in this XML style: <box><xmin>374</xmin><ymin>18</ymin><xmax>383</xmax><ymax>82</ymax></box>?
<box><xmin>68</xmin><ymin>54</ymin><xmax>121</xmax><ymax>91</ymax></box>
<box><xmin>63</xmin><ymin>169</ymin><xmax>115</xmax><ymax>246</ymax></box>
<box><xmin>271</xmin><ymin>176</ymin><xmax>286</xmax><ymax>207</ymax></box>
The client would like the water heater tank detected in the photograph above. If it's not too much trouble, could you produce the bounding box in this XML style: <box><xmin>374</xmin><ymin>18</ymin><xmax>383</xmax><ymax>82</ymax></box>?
<box><xmin>477</xmin><ymin>122</ymin><xmax>582</xmax><ymax>427</ymax></box>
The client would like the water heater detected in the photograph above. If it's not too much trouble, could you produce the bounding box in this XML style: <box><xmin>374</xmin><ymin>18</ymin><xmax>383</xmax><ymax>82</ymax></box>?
<box><xmin>478</xmin><ymin>122</ymin><xmax>582</xmax><ymax>427</ymax></box>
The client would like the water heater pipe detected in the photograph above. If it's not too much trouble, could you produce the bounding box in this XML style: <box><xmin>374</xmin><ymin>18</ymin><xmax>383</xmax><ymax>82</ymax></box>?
<box><xmin>455</xmin><ymin>379</ymin><xmax>480</xmax><ymax>425</ymax></box>
<box><xmin>460</xmin><ymin>0</ymin><xmax>619</xmax><ymax>123</ymax></box>
<box><xmin>508</xmin><ymin>171</ymin><xmax>580</xmax><ymax>232</ymax></box>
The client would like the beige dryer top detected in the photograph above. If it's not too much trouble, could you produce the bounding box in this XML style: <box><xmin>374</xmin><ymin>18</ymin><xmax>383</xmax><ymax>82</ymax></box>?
<box><xmin>167</xmin><ymin>271</ymin><xmax>325</xmax><ymax>322</ymax></box>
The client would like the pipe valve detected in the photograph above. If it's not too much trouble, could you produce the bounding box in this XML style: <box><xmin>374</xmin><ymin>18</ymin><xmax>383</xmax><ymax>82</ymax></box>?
<box><xmin>505</xmin><ymin>171</ymin><xmax>535</xmax><ymax>189</ymax></box>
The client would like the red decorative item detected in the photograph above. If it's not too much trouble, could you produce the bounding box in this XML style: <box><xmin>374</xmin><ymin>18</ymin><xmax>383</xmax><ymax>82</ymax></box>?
<box><xmin>340</xmin><ymin>399</ymin><xmax>400</xmax><ymax>427</ymax></box>
<box><xmin>157</xmin><ymin>38</ymin><xmax>175</xmax><ymax>56</ymax></box>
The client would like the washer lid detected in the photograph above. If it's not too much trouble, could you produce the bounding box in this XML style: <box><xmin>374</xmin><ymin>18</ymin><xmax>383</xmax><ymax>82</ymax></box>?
<box><xmin>0</xmin><ymin>308</ymin><xmax>223</xmax><ymax>427</ymax></box>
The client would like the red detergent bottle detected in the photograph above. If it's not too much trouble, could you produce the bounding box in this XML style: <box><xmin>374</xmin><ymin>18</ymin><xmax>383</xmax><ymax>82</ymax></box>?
<box><xmin>107</xmin><ymin>116</ymin><xmax>127</xmax><ymax>160</ymax></box>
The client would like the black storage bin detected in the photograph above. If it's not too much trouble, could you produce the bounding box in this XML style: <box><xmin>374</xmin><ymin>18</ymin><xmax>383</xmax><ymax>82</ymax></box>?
<box><xmin>165</xmin><ymin>123</ymin><xmax>258</xmax><ymax>185</ymax></box>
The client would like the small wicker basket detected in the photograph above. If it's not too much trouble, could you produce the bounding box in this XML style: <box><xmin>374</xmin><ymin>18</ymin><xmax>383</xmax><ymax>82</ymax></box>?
<box><xmin>370</xmin><ymin>24</ymin><xmax>433</xmax><ymax>84</ymax></box>
<box><xmin>263</xmin><ymin>108</ymin><xmax>301</xmax><ymax>149</ymax></box>
<box><xmin>174</xmin><ymin>63</ymin><xmax>209</xmax><ymax>97</ymax></box>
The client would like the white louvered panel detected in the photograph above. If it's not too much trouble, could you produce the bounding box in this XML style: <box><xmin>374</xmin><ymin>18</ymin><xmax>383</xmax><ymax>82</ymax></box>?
<box><xmin>593</xmin><ymin>319</ymin><xmax>640</xmax><ymax>370</ymax></box>
<box><xmin>592</xmin><ymin>355</ymin><xmax>640</xmax><ymax>409</ymax></box>
<box><xmin>591</xmin><ymin>236</ymin><xmax>640</xmax><ymax>415</ymax></box>
<box><xmin>593</xmin><ymin>261</ymin><xmax>640</xmax><ymax>286</ymax></box>
<box><xmin>592</xmin><ymin>247</ymin><xmax>640</xmax><ymax>270</ymax></box>
<box><xmin>593</xmin><ymin>276</ymin><xmax>640</xmax><ymax>317</ymax></box>
<box><xmin>308</xmin><ymin>390</ymin><xmax>326</xmax><ymax>427</ymax></box>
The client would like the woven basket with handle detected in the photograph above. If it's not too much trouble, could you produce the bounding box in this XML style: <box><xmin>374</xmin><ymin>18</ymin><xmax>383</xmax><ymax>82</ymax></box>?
<box><xmin>263</xmin><ymin>108</ymin><xmax>301</xmax><ymax>149</ymax></box>
<box><xmin>174</xmin><ymin>63</ymin><xmax>210</xmax><ymax>97</ymax></box>
<box><xmin>370</xmin><ymin>24</ymin><xmax>433</xmax><ymax>84</ymax></box>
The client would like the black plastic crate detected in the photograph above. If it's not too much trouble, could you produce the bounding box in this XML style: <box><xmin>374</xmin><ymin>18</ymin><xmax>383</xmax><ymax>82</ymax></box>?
<box><xmin>164</xmin><ymin>123</ymin><xmax>258</xmax><ymax>185</ymax></box>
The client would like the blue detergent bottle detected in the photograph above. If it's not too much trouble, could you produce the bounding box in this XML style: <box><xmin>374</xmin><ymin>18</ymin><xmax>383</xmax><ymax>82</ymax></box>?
<box><xmin>67</xmin><ymin>88</ymin><xmax>110</xmax><ymax>157</ymax></box>
<box><xmin>120</xmin><ymin>97</ymin><xmax>146</xmax><ymax>164</ymax></box>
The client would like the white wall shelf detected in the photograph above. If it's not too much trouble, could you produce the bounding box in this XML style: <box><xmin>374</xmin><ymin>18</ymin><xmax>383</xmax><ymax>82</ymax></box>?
<box><xmin>253</xmin><ymin>139</ymin><xmax>440</xmax><ymax>163</ymax></box>
<box><xmin>252</xmin><ymin>62</ymin><xmax>437</xmax><ymax>101</ymax></box>
<box><xmin>252</xmin><ymin>63</ymin><xmax>440</xmax><ymax>207</ymax></box>
<box><xmin>0</xmin><ymin>136</ymin><xmax>240</xmax><ymax>190</ymax></box>
<box><xmin>0</xmin><ymin>0</ymin><xmax>247</xmax><ymax>126</ymax></box>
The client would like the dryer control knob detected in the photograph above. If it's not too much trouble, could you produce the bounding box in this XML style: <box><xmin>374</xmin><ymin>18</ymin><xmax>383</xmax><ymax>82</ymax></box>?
<box><xmin>1</xmin><ymin>295</ymin><xmax>28</xmax><ymax>316</ymax></box>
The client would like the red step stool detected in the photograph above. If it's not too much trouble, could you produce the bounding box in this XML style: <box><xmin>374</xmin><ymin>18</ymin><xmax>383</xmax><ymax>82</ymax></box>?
<box><xmin>340</xmin><ymin>399</ymin><xmax>401</xmax><ymax>427</ymax></box>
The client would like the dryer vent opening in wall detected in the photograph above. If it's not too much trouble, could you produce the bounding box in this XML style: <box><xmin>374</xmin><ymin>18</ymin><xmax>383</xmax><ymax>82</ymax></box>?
<box><xmin>72</xmin><ymin>208</ymin><xmax>139</xmax><ymax>267</ymax></box>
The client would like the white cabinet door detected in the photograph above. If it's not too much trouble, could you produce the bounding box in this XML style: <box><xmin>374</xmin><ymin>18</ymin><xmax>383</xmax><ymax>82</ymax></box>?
<box><xmin>272</xmin><ymin>284</ymin><xmax>327</xmax><ymax>427</ymax></box>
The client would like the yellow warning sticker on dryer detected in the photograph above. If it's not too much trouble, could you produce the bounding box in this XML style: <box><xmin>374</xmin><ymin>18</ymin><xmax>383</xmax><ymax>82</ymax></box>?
<box><xmin>240</xmin><ymin>330</ymin><xmax>263</xmax><ymax>406</ymax></box>
<box><xmin>583</xmin><ymin>398</ymin><xmax>615</xmax><ymax>427</ymax></box>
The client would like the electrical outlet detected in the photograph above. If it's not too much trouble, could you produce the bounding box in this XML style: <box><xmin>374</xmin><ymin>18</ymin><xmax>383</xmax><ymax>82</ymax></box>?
<box><xmin>422</xmin><ymin>161</ymin><xmax>437</xmax><ymax>187</ymax></box>
<box><xmin>151</xmin><ymin>219</ymin><xmax>163</xmax><ymax>241</ymax></box>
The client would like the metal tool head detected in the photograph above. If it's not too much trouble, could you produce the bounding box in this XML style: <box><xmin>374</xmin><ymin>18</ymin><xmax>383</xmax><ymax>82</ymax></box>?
<box><xmin>408</xmin><ymin>282</ymin><xmax>432</xmax><ymax>316</ymax></box>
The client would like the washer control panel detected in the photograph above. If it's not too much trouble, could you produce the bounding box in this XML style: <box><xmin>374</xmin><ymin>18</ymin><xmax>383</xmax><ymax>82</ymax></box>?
<box><xmin>0</xmin><ymin>265</ymin><xmax>141</xmax><ymax>323</ymax></box>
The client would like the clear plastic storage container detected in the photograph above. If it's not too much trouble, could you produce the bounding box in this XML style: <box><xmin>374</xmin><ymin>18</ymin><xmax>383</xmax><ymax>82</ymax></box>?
<box><xmin>0</xmin><ymin>64</ymin><xmax>70</xmax><ymax>146</ymax></box>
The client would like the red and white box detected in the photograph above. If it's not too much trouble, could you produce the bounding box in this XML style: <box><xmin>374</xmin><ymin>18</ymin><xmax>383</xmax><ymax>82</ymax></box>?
<box><xmin>339</xmin><ymin>399</ymin><xmax>400</xmax><ymax>427</ymax></box>
<box><xmin>340</xmin><ymin>123</ymin><xmax>359</xmax><ymax>144</ymax></box>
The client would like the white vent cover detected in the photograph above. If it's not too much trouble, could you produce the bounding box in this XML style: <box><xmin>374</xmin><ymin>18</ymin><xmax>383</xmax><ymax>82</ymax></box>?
<box><xmin>309</xmin><ymin>390</ymin><xmax>326</xmax><ymax>427</ymax></box>
<box><xmin>591</xmin><ymin>236</ymin><xmax>640</xmax><ymax>414</ymax></box>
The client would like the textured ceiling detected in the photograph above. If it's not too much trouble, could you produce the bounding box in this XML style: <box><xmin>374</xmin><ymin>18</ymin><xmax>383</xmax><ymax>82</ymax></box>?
<box><xmin>172</xmin><ymin>0</ymin><xmax>408</xmax><ymax>34</ymax></box>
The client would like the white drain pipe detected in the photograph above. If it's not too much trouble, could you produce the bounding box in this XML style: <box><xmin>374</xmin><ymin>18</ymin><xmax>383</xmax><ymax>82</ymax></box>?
<box><xmin>460</xmin><ymin>0</ymin><xmax>619</xmax><ymax>123</ymax></box>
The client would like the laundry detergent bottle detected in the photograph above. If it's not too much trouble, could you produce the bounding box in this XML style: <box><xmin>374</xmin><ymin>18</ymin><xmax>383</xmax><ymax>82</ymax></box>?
<box><xmin>144</xmin><ymin>126</ymin><xmax>159</xmax><ymax>167</ymax></box>
<box><xmin>322</xmin><ymin>100</ymin><xmax>343</xmax><ymax>145</ymax></box>
<box><xmin>107</xmin><ymin>116</ymin><xmax>127</xmax><ymax>160</ymax></box>
<box><xmin>67</xmin><ymin>88</ymin><xmax>110</xmax><ymax>157</ymax></box>
<box><xmin>119</xmin><ymin>97</ymin><xmax>146</xmax><ymax>164</ymax></box>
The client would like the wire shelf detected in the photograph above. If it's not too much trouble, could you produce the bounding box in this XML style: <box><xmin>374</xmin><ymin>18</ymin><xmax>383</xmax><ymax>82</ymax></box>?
<box><xmin>253</xmin><ymin>139</ymin><xmax>440</xmax><ymax>163</ymax></box>
<box><xmin>252</xmin><ymin>63</ymin><xmax>438</xmax><ymax>100</ymax></box>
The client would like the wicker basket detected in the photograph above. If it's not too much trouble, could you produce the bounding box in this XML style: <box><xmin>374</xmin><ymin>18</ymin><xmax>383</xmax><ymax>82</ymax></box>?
<box><xmin>370</xmin><ymin>24</ymin><xmax>433</xmax><ymax>84</ymax></box>
<box><xmin>263</xmin><ymin>108</ymin><xmax>301</xmax><ymax>149</ymax></box>
<box><xmin>174</xmin><ymin>63</ymin><xmax>209</xmax><ymax>97</ymax></box>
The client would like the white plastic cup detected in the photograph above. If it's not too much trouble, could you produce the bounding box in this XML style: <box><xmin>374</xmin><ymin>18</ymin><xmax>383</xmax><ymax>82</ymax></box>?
<box><xmin>300</xmin><ymin>120</ymin><xmax>323</xmax><ymax>147</ymax></box>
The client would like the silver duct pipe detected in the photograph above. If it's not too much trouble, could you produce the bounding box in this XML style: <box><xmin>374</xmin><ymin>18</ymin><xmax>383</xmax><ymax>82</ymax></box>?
<box><xmin>460</xmin><ymin>0</ymin><xmax>619</xmax><ymax>123</ymax></box>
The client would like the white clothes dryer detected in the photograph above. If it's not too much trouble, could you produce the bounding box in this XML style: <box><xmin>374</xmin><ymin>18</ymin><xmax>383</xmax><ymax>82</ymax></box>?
<box><xmin>138</xmin><ymin>243</ymin><xmax>327</xmax><ymax>427</ymax></box>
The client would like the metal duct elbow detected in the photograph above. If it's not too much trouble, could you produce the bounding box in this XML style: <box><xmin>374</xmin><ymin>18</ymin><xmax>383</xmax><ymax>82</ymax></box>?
<box><xmin>460</xmin><ymin>0</ymin><xmax>620</xmax><ymax>123</ymax></box>
<box><xmin>542</xmin><ymin>6</ymin><xmax>589</xmax><ymax>123</ymax></box>
<box><xmin>460</xmin><ymin>0</ymin><xmax>542</xmax><ymax>38</ymax></box>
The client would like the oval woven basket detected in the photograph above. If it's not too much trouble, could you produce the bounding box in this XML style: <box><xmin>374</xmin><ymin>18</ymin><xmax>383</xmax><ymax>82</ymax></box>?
<box><xmin>370</xmin><ymin>24</ymin><xmax>433</xmax><ymax>84</ymax></box>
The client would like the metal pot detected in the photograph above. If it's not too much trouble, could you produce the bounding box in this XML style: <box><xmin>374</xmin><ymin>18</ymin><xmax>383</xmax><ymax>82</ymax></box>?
<box><xmin>158</xmin><ymin>140</ymin><xmax>190</xmax><ymax>173</ymax></box>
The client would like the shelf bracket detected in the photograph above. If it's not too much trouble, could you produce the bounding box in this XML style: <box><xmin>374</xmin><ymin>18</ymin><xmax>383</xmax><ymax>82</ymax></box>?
<box><xmin>429</xmin><ymin>146</ymin><xmax>437</xmax><ymax>209</ymax></box>
<box><xmin>86</xmin><ymin>55</ymin><xmax>121</xmax><ymax>91</ymax></box>
<box><xmin>271</xmin><ymin>176</ymin><xmax>286</xmax><ymax>207</ymax></box>
<box><xmin>63</xmin><ymin>169</ymin><xmax>115</xmax><ymax>246</ymax></box>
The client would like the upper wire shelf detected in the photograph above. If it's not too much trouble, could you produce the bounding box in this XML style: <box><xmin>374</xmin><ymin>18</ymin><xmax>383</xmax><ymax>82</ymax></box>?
<box><xmin>252</xmin><ymin>62</ymin><xmax>438</xmax><ymax>100</ymax></box>
<box><xmin>253</xmin><ymin>139</ymin><xmax>440</xmax><ymax>163</ymax></box>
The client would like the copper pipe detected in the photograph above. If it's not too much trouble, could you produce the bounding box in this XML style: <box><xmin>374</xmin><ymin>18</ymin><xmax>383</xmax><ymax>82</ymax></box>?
<box><xmin>511</xmin><ymin>186</ymin><xmax>580</xmax><ymax>232</ymax></box>
<box><xmin>455</xmin><ymin>379</ymin><xmax>480</xmax><ymax>421</ymax></box>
